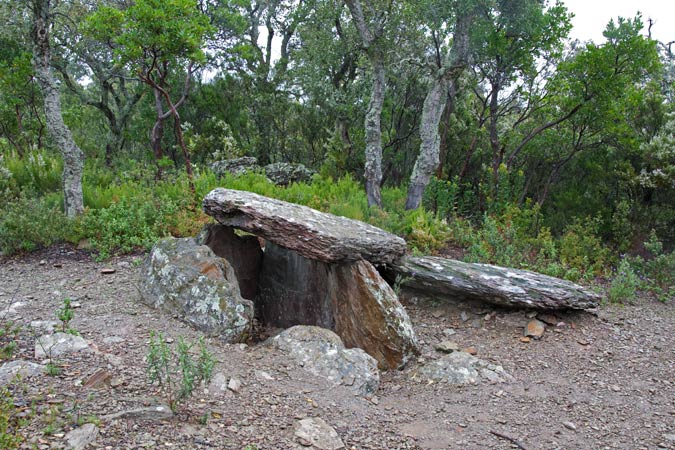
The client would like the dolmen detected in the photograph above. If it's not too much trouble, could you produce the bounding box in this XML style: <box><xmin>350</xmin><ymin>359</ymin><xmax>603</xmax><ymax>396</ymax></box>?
<box><xmin>139</xmin><ymin>188</ymin><xmax>600</xmax><ymax>371</ymax></box>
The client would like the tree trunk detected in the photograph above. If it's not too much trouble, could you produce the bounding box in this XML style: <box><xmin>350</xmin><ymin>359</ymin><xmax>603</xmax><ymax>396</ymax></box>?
<box><xmin>364</xmin><ymin>54</ymin><xmax>385</xmax><ymax>207</ymax></box>
<box><xmin>31</xmin><ymin>0</ymin><xmax>84</xmax><ymax>218</ymax></box>
<box><xmin>406</xmin><ymin>78</ymin><xmax>448</xmax><ymax>209</ymax></box>
<box><xmin>405</xmin><ymin>10</ymin><xmax>472</xmax><ymax>210</ymax></box>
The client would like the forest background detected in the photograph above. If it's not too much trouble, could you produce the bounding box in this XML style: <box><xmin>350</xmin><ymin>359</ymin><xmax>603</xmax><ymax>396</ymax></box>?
<box><xmin>0</xmin><ymin>0</ymin><xmax>673</xmax><ymax>302</ymax></box>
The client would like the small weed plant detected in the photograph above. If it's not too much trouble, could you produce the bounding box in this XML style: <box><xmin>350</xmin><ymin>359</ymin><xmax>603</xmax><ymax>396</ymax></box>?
<box><xmin>56</xmin><ymin>298</ymin><xmax>76</xmax><ymax>334</ymax></box>
<box><xmin>146</xmin><ymin>331</ymin><xmax>215</xmax><ymax>412</ymax></box>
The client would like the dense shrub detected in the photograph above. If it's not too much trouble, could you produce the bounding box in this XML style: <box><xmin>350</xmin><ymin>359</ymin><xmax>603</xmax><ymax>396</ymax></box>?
<box><xmin>0</xmin><ymin>194</ymin><xmax>75</xmax><ymax>255</ymax></box>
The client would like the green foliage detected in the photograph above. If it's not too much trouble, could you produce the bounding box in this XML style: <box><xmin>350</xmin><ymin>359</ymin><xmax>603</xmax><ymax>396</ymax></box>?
<box><xmin>77</xmin><ymin>197</ymin><xmax>166</xmax><ymax>260</ymax></box>
<box><xmin>146</xmin><ymin>331</ymin><xmax>215</xmax><ymax>412</ymax></box>
<box><xmin>56</xmin><ymin>299</ymin><xmax>75</xmax><ymax>334</ymax></box>
<box><xmin>558</xmin><ymin>217</ymin><xmax>611</xmax><ymax>278</ymax></box>
<box><xmin>0</xmin><ymin>193</ymin><xmax>75</xmax><ymax>255</ymax></box>
<box><xmin>0</xmin><ymin>388</ymin><xmax>23</xmax><ymax>448</ymax></box>
<box><xmin>0</xmin><ymin>321</ymin><xmax>19</xmax><ymax>362</ymax></box>
<box><xmin>608</xmin><ymin>258</ymin><xmax>639</xmax><ymax>304</ymax></box>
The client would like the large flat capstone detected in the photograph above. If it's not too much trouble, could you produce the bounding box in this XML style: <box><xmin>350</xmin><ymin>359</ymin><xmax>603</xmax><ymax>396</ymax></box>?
<box><xmin>202</xmin><ymin>188</ymin><xmax>406</xmax><ymax>265</ymax></box>
<box><xmin>389</xmin><ymin>256</ymin><xmax>600</xmax><ymax>310</ymax></box>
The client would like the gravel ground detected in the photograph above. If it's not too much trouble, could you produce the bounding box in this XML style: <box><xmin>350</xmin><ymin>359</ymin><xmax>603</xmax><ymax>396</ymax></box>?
<box><xmin>0</xmin><ymin>245</ymin><xmax>674</xmax><ymax>450</ymax></box>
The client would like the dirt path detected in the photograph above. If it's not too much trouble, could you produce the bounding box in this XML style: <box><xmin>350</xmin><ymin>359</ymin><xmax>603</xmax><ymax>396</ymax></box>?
<box><xmin>1</xmin><ymin>246</ymin><xmax>674</xmax><ymax>449</ymax></box>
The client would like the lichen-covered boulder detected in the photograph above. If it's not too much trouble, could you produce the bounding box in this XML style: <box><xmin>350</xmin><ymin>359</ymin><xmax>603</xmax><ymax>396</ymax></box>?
<box><xmin>418</xmin><ymin>352</ymin><xmax>514</xmax><ymax>385</ymax></box>
<box><xmin>263</xmin><ymin>162</ymin><xmax>314</xmax><ymax>186</ymax></box>
<box><xmin>328</xmin><ymin>260</ymin><xmax>419</xmax><ymax>370</ymax></box>
<box><xmin>389</xmin><ymin>256</ymin><xmax>601</xmax><ymax>310</ymax></box>
<box><xmin>139</xmin><ymin>237</ymin><xmax>253</xmax><ymax>342</ymax></box>
<box><xmin>211</xmin><ymin>156</ymin><xmax>260</xmax><ymax>177</ymax></box>
<box><xmin>268</xmin><ymin>326</ymin><xmax>380</xmax><ymax>396</ymax></box>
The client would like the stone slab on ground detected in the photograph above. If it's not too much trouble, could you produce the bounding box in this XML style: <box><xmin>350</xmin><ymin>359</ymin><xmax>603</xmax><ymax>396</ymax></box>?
<box><xmin>418</xmin><ymin>351</ymin><xmax>514</xmax><ymax>385</ymax></box>
<box><xmin>0</xmin><ymin>359</ymin><xmax>46</xmax><ymax>386</ymax></box>
<box><xmin>35</xmin><ymin>332</ymin><xmax>91</xmax><ymax>359</ymax></box>
<box><xmin>390</xmin><ymin>256</ymin><xmax>601</xmax><ymax>310</ymax></box>
<box><xmin>203</xmin><ymin>188</ymin><xmax>406</xmax><ymax>265</ymax></box>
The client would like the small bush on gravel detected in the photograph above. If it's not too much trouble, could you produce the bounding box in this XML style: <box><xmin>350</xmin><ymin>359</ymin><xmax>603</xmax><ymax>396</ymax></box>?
<box><xmin>608</xmin><ymin>258</ymin><xmax>640</xmax><ymax>304</ymax></box>
<box><xmin>146</xmin><ymin>331</ymin><xmax>215</xmax><ymax>412</ymax></box>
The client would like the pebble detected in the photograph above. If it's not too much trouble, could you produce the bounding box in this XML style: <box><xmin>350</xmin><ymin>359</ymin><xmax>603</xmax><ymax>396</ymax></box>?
<box><xmin>228</xmin><ymin>378</ymin><xmax>242</xmax><ymax>393</ymax></box>
<box><xmin>525</xmin><ymin>320</ymin><xmax>545</xmax><ymax>339</ymax></box>
<box><xmin>563</xmin><ymin>421</ymin><xmax>577</xmax><ymax>431</ymax></box>
<box><xmin>434</xmin><ymin>341</ymin><xmax>459</xmax><ymax>353</ymax></box>
<box><xmin>443</xmin><ymin>328</ymin><xmax>457</xmax><ymax>337</ymax></box>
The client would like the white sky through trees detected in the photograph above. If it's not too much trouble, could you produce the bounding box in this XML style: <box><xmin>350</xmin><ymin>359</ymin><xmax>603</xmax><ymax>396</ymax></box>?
<box><xmin>563</xmin><ymin>0</ymin><xmax>675</xmax><ymax>44</ymax></box>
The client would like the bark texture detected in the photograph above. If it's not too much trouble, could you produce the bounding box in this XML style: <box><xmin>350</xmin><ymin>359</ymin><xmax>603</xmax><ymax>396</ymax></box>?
<box><xmin>31</xmin><ymin>0</ymin><xmax>84</xmax><ymax>217</ymax></box>
<box><xmin>345</xmin><ymin>0</ymin><xmax>385</xmax><ymax>207</ymax></box>
<box><xmin>405</xmin><ymin>9</ymin><xmax>473</xmax><ymax>210</ymax></box>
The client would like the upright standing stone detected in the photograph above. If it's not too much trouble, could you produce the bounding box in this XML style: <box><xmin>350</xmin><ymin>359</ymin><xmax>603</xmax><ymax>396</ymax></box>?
<box><xmin>256</xmin><ymin>244</ymin><xmax>418</xmax><ymax>369</ymax></box>
<box><xmin>256</xmin><ymin>242</ymin><xmax>334</xmax><ymax>329</ymax></box>
<box><xmin>328</xmin><ymin>260</ymin><xmax>419</xmax><ymax>370</ymax></box>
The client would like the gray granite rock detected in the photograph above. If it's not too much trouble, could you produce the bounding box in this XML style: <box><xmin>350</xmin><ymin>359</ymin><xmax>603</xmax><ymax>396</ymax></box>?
<box><xmin>0</xmin><ymin>359</ymin><xmax>46</xmax><ymax>386</ymax></box>
<box><xmin>419</xmin><ymin>351</ymin><xmax>514</xmax><ymax>385</ymax></box>
<box><xmin>138</xmin><ymin>237</ymin><xmax>253</xmax><ymax>342</ymax></box>
<box><xmin>35</xmin><ymin>332</ymin><xmax>91</xmax><ymax>359</ymax></box>
<box><xmin>264</xmin><ymin>162</ymin><xmax>314</xmax><ymax>186</ymax></box>
<box><xmin>210</xmin><ymin>156</ymin><xmax>260</xmax><ymax>177</ymax></box>
<box><xmin>268</xmin><ymin>326</ymin><xmax>380</xmax><ymax>396</ymax></box>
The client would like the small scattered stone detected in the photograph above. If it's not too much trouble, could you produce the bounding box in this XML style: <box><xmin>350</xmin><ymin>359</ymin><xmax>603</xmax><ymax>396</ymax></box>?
<box><xmin>29</xmin><ymin>320</ymin><xmax>59</xmax><ymax>333</ymax></box>
<box><xmin>536</xmin><ymin>313</ymin><xmax>559</xmax><ymax>326</ymax></box>
<box><xmin>663</xmin><ymin>434</ymin><xmax>675</xmax><ymax>442</ymax></box>
<box><xmin>563</xmin><ymin>421</ymin><xmax>577</xmax><ymax>431</ymax></box>
<box><xmin>228</xmin><ymin>378</ymin><xmax>242</xmax><ymax>393</ymax></box>
<box><xmin>577</xmin><ymin>339</ymin><xmax>590</xmax><ymax>346</ymax></box>
<box><xmin>102</xmin><ymin>336</ymin><xmax>125</xmax><ymax>345</ymax></box>
<box><xmin>207</xmin><ymin>372</ymin><xmax>229</xmax><ymax>394</ymax></box>
<box><xmin>102</xmin><ymin>405</ymin><xmax>173</xmax><ymax>422</ymax></box>
<box><xmin>519</xmin><ymin>337</ymin><xmax>531</xmax><ymax>343</ymax></box>
<box><xmin>524</xmin><ymin>320</ymin><xmax>545</xmax><ymax>339</ymax></box>
<box><xmin>460</xmin><ymin>312</ymin><xmax>469</xmax><ymax>322</ymax></box>
<box><xmin>83</xmin><ymin>369</ymin><xmax>112</xmax><ymax>389</ymax></box>
<box><xmin>442</xmin><ymin>328</ymin><xmax>456</xmax><ymax>337</ymax></box>
<box><xmin>610</xmin><ymin>384</ymin><xmax>620</xmax><ymax>392</ymax></box>
<box><xmin>431</xmin><ymin>310</ymin><xmax>444</xmax><ymax>319</ymax></box>
<box><xmin>434</xmin><ymin>341</ymin><xmax>459</xmax><ymax>353</ymax></box>
<box><xmin>255</xmin><ymin>370</ymin><xmax>274</xmax><ymax>381</ymax></box>
<box><xmin>39</xmin><ymin>260</ymin><xmax>47</xmax><ymax>266</ymax></box>
<box><xmin>463</xmin><ymin>346</ymin><xmax>478</xmax><ymax>356</ymax></box>
<box><xmin>110</xmin><ymin>377</ymin><xmax>124</xmax><ymax>388</ymax></box>
<box><xmin>65</xmin><ymin>423</ymin><xmax>99</xmax><ymax>450</ymax></box>
<box><xmin>294</xmin><ymin>417</ymin><xmax>345</xmax><ymax>450</ymax></box>
<box><xmin>100</xmin><ymin>268</ymin><xmax>116</xmax><ymax>274</ymax></box>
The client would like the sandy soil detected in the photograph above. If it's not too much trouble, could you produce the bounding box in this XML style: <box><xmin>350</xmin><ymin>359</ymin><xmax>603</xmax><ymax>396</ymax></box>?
<box><xmin>1</xmin><ymin>244</ymin><xmax>674</xmax><ymax>450</ymax></box>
